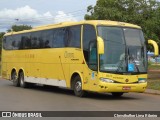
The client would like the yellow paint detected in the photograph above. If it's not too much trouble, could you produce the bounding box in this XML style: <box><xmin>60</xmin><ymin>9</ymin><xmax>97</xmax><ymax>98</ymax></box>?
<box><xmin>148</xmin><ymin>39</ymin><xmax>159</xmax><ymax>56</ymax></box>
<box><xmin>1</xmin><ymin>20</ymin><xmax>147</xmax><ymax>93</ymax></box>
<box><xmin>97</xmin><ymin>36</ymin><xmax>104</xmax><ymax>54</ymax></box>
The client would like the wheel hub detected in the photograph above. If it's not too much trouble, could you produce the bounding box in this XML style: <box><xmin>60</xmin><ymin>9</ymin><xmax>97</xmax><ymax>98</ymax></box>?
<box><xmin>75</xmin><ymin>81</ymin><xmax>82</xmax><ymax>92</ymax></box>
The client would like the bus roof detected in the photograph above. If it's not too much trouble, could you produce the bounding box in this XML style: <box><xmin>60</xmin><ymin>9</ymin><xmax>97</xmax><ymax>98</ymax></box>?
<box><xmin>4</xmin><ymin>20</ymin><xmax>141</xmax><ymax>36</ymax></box>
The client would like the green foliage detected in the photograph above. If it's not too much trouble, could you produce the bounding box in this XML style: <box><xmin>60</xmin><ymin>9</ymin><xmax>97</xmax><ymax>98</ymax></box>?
<box><xmin>7</xmin><ymin>24</ymin><xmax>32</xmax><ymax>32</ymax></box>
<box><xmin>85</xmin><ymin>0</ymin><xmax>160</xmax><ymax>51</ymax></box>
<box><xmin>148</xmin><ymin>61</ymin><xmax>152</xmax><ymax>67</ymax></box>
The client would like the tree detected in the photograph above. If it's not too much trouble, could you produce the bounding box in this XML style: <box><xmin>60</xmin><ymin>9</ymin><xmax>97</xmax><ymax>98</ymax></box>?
<box><xmin>85</xmin><ymin>0</ymin><xmax>160</xmax><ymax>46</ymax></box>
<box><xmin>7</xmin><ymin>24</ymin><xmax>32</xmax><ymax>32</ymax></box>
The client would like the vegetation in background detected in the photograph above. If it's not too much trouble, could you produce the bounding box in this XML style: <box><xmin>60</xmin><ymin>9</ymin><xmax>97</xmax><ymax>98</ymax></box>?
<box><xmin>148</xmin><ymin>62</ymin><xmax>160</xmax><ymax>90</ymax></box>
<box><xmin>147</xmin><ymin>80</ymin><xmax>160</xmax><ymax>90</ymax></box>
<box><xmin>85</xmin><ymin>0</ymin><xmax>160</xmax><ymax>51</ymax></box>
<box><xmin>7</xmin><ymin>24</ymin><xmax>32</xmax><ymax>32</ymax></box>
<box><xmin>148</xmin><ymin>64</ymin><xmax>160</xmax><ymax>70</ymax></box>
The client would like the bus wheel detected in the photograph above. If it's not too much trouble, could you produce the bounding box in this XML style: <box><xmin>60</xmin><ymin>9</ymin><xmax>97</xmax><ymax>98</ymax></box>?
<box><xmin>73</xmin><ymin>76</ymin><xmax>86</xmax><ymax>97</ymax></box>
<box><xmin>12</xmin><ymin>71</ymin><xmax>19</xmax><ymax>87</ymax></box>
<box><xmin>19</xmin><ymin>72</ymin><xmax>28</xmax><ymax>88</ymax></box>
<box><xmin>112</xmin><ymin>92</ymin><xmax>124</xmax><ymax>97</ymax></box>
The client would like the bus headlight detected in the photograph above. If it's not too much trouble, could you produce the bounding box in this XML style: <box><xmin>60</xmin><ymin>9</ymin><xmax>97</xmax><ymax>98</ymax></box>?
<box><xmin>138</xmin><ymin>78</ymin><xmax>147</xmax><ymax>83</ymax></box>
<box><xmin>100</xmin><ymin>78</ymin><xmax>114</xmax><ymax>83</ymax></box>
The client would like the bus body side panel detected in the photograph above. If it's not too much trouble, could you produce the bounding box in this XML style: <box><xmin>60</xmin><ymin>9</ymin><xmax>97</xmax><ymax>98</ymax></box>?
<box><xmin>63</xmin><ymin>48</ymin><xmax>83</xmax><ymax>88</ymax></box>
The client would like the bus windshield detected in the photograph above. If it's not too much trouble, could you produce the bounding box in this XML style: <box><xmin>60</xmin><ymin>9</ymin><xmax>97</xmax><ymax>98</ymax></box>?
<box><xmin>98</xmin><ymin>26</ymin><xmax>147</xmax><ymax>74</ymax></box>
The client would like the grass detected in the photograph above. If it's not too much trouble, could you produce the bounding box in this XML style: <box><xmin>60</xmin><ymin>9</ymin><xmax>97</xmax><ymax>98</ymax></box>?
<box><xmin>147</xmin><ymin>64</ymin><xmax>160</xmax><ymax>90</ymax></box>
<box><xmin>147</xmin><ymin>80</ymin><xmax>160</xmax><ymax>90</ymax></box>
<box><xmin>148</xmin><ymin>64</ymin><xmax>160</xmax><ymax>70</ymax></box>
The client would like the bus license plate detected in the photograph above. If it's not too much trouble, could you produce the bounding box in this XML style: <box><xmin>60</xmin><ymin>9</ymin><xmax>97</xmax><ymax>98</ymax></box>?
<box><xmin>122</xmin><ymin>86</ymin><xmax>131</xmax><ymax>90</ymax></box>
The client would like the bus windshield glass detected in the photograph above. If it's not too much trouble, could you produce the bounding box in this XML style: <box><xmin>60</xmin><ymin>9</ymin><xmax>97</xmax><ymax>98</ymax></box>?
<box><xmin>98</xmin><ymin>26</ymin><xmax>147</xmax><ymax>74</ymax></box>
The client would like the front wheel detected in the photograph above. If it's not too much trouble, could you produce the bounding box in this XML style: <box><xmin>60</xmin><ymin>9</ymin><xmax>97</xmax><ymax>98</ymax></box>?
<box><xmin>73</xmin><ymin>76</ymin><xmax>86</xmax><ymax>97</ymax></box>
<box><xmin>112</xmin><ymin>92</ymin><xmax>124</xmax><ymax>97</ymax></box>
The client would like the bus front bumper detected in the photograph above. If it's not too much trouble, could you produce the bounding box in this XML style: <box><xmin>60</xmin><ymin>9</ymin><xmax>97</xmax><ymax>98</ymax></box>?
<box><xmin>96</xmin><ymin>82</ymin><xmax>147</xmax><ymax>93</ymax></box>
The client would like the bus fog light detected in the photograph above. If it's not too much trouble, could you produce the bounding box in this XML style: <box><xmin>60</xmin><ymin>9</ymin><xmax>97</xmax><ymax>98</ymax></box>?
<box><xmin>100</xmin><ymin>78</ymin><xmax>114</xmax><ymax>83</ymax></box>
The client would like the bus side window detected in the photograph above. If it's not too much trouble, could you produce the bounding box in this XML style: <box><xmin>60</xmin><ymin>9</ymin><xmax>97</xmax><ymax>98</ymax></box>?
<box><xmin>11</xmin><ymin>35</ymin><xmax>19</xmax><ymax>50</ymax></box>
<box><xmin>5</xmin><ymin>36</ymin><xmax>13</xmax><ymax>50</ymax></box>
<box><xmin>31</xmin><ymin>32</ymin><xmax>41</xmax><ymax>49</ymax></box>
<box><xmin>41</xmin><ymin>29</ymin><xmax>53</xmax><ymax>48</ymax></box>
<box><xmin>20</xmin><ymin>34</ymin><xmax>31</xmax><ymax>49</ymax></box>
<box><xmin>67</xmin><ymin>25</ymin><xmax>81</xmax><ymax>48</ymax></box>
<box><xmin>3</xmin><ymin>37</ymin><xmax>7</xmax><ymax>49</ymax></box>
<box><xmin>83</xmin><ymin>24</ymin><xmax>97</xmax><ymax>71</ymax></box>
<box><xmin>53</xmin><ymin>28</ymin><xmax>65</xmax><ymax>48</ymax></box>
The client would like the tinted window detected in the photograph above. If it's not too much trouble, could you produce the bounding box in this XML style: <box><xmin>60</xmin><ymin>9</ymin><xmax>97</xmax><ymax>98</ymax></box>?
<box><xmin>12</xmin><ymin>34</ymin><xmax>21</xmax><ymax>50</ymax></box>
<box><xmin>66</xmin><ymin>25</ymin><xmax>81</xmax><ymax>48</ymax></box>
<box><xmin>3</xmin><ymin>26</ymin><xmax>80</xmax><ymax>50</ymax></box>
<box><xmin>83</xmin><ymin>25</ymin><xmax>97</xmax><ymax>71</ymax></box>
<box><xmin>2</xmin><ymin>37</ymin><xmax>5</xmax><ymax>49</ymax></box>
<box><xmin>3</xmin><ymin>36</ymin><xmax>9</xmax><ymax>50</ymax></box>
<box><xmin>83</xmin><ymin>25</ymin><xmax>97</xmax><ymax>50</ymax></box>
<box><xmin>3</xmin><ymin>35</ymin><xmax>16</xmax><ymax>50</ymax></box>
<box><xmin>31</xmin><ymin>32</ymin><xmax>42</xmax><ymax>49</ymax></box>
<box><xmin>53</xmin><ymin>28</ymin><xmax>65</xmax><ymax>48</ymax></box>
<box><xmin>41</xmin><ymin>30</ymin><xmax>54</xmax><ymax>48</ymax></box>
<box><xmin>20</xmin><ymin>33</ymin><xmax>31</xmax><ymax>49</ymax></box>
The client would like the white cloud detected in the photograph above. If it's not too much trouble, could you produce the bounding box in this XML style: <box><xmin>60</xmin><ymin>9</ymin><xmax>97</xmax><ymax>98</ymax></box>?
<box><xmin>54</xmin><ymin>11</ymin><xmax>77</xmax><ymax>23</ymax></box>
<box><xmin>0</xmin><ymin>5</ymin><xmax>77</xmax><ymax>32</ymax></box>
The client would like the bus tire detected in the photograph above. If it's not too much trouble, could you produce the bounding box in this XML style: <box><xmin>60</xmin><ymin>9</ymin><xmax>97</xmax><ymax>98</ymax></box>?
<box><xmin>12</xmin><ymin>70</ymin><xmax>19</xmax><ymax>87</ymax></box>
<box><xmin>112</xmin><ymin>92</ymin><xmax>124</xmax><ymax>97</ymax></box>
<box><xmin>19</xmin><ymin>72</ymin><xmax>28</xmax><ymax>88</ymax></box>
<box><xmin>73</xmin><ymin>76</ymin><xmax>86</xmax><ymax>97</ymax></box>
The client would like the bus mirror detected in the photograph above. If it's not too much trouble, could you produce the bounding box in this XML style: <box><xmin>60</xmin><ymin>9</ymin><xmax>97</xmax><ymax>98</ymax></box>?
<box><xmin>97</xmin><ymin>36</ymin><xmax>104</xmax><ymax>54</ymax></box>
<box><xmin>148</xmin><ymin>40</ymin><xmax>159</xmax><ymax>56</ymax></box>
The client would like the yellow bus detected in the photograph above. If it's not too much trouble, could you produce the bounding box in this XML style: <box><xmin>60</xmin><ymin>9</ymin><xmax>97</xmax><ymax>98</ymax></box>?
<box><xmin>1</xmin><ymin>20</ymin><xmax>159</xmax><ymax>97</ymax></box>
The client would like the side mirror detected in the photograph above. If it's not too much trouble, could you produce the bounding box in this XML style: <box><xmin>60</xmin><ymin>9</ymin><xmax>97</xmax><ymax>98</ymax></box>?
<box><xmin>97</xmin><ymin>36</ymin><xmax>104</xmax><ymax>54</ymax></box>
<box><xmin>148</xmin><ymin>40</ymin><xmax>159</xmax><ymax>56</ymax></box>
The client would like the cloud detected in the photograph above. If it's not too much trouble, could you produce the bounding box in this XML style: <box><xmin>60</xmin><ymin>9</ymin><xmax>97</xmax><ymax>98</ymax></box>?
<box><xmin>54</xmin><ymin>11</ymin><xmax>77</xmax><ymax>23</ymax></box>
<box><xmin>0</xmin><ymin>5</ymin><xmax>77</xmax><ymax>32</ymax></box>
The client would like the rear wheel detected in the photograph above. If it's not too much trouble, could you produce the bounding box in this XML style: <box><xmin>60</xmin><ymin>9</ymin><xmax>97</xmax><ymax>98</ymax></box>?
<box><xmin>11</xmin><ymin>70</ymin><xmax>19</xmax><ymax>87</ymax></box>
<box><xmin>73</xmin><ymin>76</ymin><xmax>86</xmax><ymax>97</ymax></box>
<box><xmin>112</xmin><ymin>92</ymin><xmax>124</xmax><ymax>97</ymax></box>
<box><xmin>19</xmin><ymin>72</ymin><xmax>29</xmax><ymax>88</ymax></box>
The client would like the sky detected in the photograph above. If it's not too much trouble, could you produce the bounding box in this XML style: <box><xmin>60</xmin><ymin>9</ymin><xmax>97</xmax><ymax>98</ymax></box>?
<box><xmin>0</xmin><ymin>0</ymin><xmax>97</xmax><ymax>32</ymax></box>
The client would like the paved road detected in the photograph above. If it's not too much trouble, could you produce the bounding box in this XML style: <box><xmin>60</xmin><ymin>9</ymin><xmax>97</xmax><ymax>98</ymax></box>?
<box><xmin>0</xmin><ymin>79</ymin><xmax>160</xmax><ymax>112</ymax></box>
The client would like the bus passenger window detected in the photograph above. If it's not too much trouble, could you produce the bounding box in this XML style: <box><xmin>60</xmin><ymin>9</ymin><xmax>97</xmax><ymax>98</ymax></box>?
<box><xmin>41</xmin><ymin>30</ymin><xmax>53</xmax><ymax>48</ymax></box>
<box><xmin>67</xmin><ymin>25</ymin><xmax>81</xmax><ymax>48</ymax></box>
<box><xmin>83</xmin><ymin>25</ymin><xmax>97</xmax><ymax>71</ymax></box>
<box><xmin>53</xmin><ymin>28</ymin><xmax>65</xmax><ymax>48</ymax></box>
<box><xmin>44</xmin><ymin>40</ymin><xmax>51</xmax><ymax>48</ymax></box>
<box><xmin>21</xmin><ymin>35</ymin><xmax>31</xmax><ymax>49</ymax></box>
<box><xmin>2</xmin><ymin>37</ymin><xmax>7</xmax><ymax>49</ymax></box>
